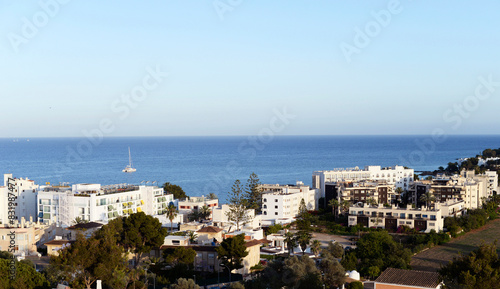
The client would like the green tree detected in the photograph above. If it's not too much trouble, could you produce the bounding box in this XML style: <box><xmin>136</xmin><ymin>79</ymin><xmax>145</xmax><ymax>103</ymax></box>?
<box><xmin>216</xmin><ymin>234</ymin><xmax>249</xmax><ymax>275</ymax></box>
<box><xmin>285</xmin><ymin>232</ymin><xmax>298</xmax><ymax>256</ymax></box>
<box><xmin>439</xmin><ymin>242</ymin><xmax>500</xmax><ymax>289</ymax></box>
<box><xmin>199</xmin><ymin>205</ymin><xmax>212</xmax><ymax>220</ymax></box>
<box><xmin>229</xmin><ymin>282</ymin><xmax>245</xmax><ymax>289</ymax></box>
<box><xmin>341</xmin><ymin>251</ymin><xmax>358</xmax><ymax>271</ymax></box>
<box><xmin>266</xmin><ymin>224</ymin><xmax>283</xmax><ymax>235</ymax></box>
<box><xmin>322</xmin><ymin>241</ymin><xmax>344</xmax><ymax>259</ymax></box>
<box><xmin>320</xmin><ymin>256</ymin><xmax>346</xmax><ymax>289</ymax></box>
<box><xmin>328</xmin><ymin>198</ymin><xmax>339</xmax><ymax>217</ymax></box>
<box><xmin>245</xmin><ymin>173</ymin><xmax>263</xmax><ymax>213</ymax></box>
<box><xmin>347</xmin><ymin>281</ymin><xmax>364</xmax><ymax>289</ymax></box>
<box><xmin>226</xmin><ymin>180</ymin><xmax>251</xmax><ymax>231</ymax></box>
<box><xmin>0</xmin><ymin>258</ymin><xmax>50</xmax><ymax>289</ymax></box>
<box><xmin>166</xmin><ymin>203</ymin><xmax>178</xmax><ymax>233</ymax></box>
<box><xmin>354</xmin><ymin>231</ymin><xmax>412</xmax><ymax>278</ymax></box>
<box><xmin>163</xmin><ymin>182</ymin><xmax>187</xmax><ymax>200</ymax></box>
<box><xmin>170</xmin><ymin>278</ymin><xmax>199</xmax><ymax>289</ymax></box>
<box><xmin>73</xmin><ymin>216</ymin><xmax>89</xmax><ymax>224</ymax></box>
<box><xmin>296</xmin><ymin>199</ymin><xmax>312</xmax><ymax>231</ymax></box>
<box><xmin>48</xmin><ymin>232</ymin><xmax>127</xmax><ymax>289</ymax></box>
<box><xmin>311</xmin><ymin>240</ymin><xmax>322</xmax><ymax>257</ymax></box>
<box><xmin>296</xmin><ymin>230</ymin><xmax>312</xmax><ymax>255</ymax></box>
<box><xmin>420</xmin><ymin>190</ymin><xmax>436</xmax><ymax>208</ymax></box>
<box><xmin>282</xmin><ymin>255</ymin><xmax>322</xmax><ymax>289</ymax></box>
<box><xmin>113</xmin><ymin>212</ymin><xmax>168</xmax><ymax>268</ymax></box>
<box><xmin>187</xmin><ymin>231</ymin><xmax>198</xmax><ymax>244</ymax></box>
<box><xmin>207</xmin><ymin>193</ymin><xmax>218</xmax><ymax>200</ymax></box>
<box><xmin>163</xmin><ymin>246</ymin><xmax>196</xmax><ymax>268</ymax></box>
<box><xmin>366</xmin><ymin>197</ymin><xmax>377</xmax><ymax>207</ymax></box>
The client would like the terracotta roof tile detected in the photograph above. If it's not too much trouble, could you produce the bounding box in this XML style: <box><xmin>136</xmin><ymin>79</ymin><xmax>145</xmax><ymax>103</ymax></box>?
<box><xmin>67</xmin><ymin>222</ymin><xmax>103</xmax><ymax>230</ymax></box>
<box><xmin>244</xmin><ymin>239</ymin><xmax>263</xmax><ymax>247</ymax></box>
<box><xmin>196</xmin><ymin>226</ymin><xmax>223</xmax><ymax>233</ymax></box>
<box><xmin>375</xmin><ymin>268</ymin><xmax>441</xmax><ymax>288</ymax></box>
<box><xmin>44</xmin><ymin>240</ymin><xmax>74</xmax><ymax>246</ymax></box>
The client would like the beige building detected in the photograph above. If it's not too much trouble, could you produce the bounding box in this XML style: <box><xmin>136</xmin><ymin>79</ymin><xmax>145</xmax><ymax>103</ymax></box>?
<box><xmin>45</xmin><ymin>238</ymin><xmax>73</xmax><ymax>257</ymax></box>
<box><xmin>347</xmin><ymin>199</ymin><xmax>465</xmax><ymax>233</ymax></box>
<box><xmin>196</xmin><ymin>226</ymin><xmax>223</xmax><ymax>245</ymax></box>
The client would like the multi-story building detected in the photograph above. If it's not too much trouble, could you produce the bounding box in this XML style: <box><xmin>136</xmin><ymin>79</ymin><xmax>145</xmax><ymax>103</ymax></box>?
<box><xmin>313</xmin><ymin>166</ymin><xmax>414</xmax><ymax>206</ymax></box>
<box><xmin>37</xmin><ymin>183</ymin><xmax>174</xmax><ymax>226</ymax></box>
<box><xmin>260</xmin><ymin>181</ymin><xmax>320</xmax><ymax>226</ymax></box>
<box><xmin>0</xmin><ymin>174</ymin><xmax>39</xmax><ymax>225</ymax></box>
<box><xmin>177</xmin><ymin>196</ymin><xmax>218</xmax><ymax>215</ymax></box>
<box><xmin>347</xmin><ymin>199</ymin><xmax>465</xmax><ymax>233</ymax></box>
<box><xmin>212</xmin><ymin>204</ymin><xmax>260</xmax><ymax>230</ymax></box>
<box><xmin>410</xmin><ymin>172</ymin><xmax>490</xmax><ymax>210</ymax></box>
<box><xmin>337</xmin><ymin>180</ymin><xmax>395</xmax><ymax>205</ymax></box>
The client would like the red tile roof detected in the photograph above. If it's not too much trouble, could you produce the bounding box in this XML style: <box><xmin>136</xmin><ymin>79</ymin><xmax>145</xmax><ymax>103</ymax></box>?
<box><xmin>196</xmin><ymin>226</ymin><xmax>223</xmax><ymax>233</ymax></box>
<box><xmin>67</xmin><ymin>222</ymin><xmax>103</xmax><ymax>230</ymax></box>
<box><xmin>244</xmin><ymin>239</ymin><xmax>263</xmax><ymax>248</ymax></box>
<box><xmin>44</xmin><ymin>240</ymin><xmax>74</xmax><ymax>246</ymax></box>
<box><xmin>375</xmin><ymin>268</ymin><xmax>441</xmax><ymax>288</ymax></box>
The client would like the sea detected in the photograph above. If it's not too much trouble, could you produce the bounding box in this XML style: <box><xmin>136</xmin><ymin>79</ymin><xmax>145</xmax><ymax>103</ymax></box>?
<box><xmin>1</xmin><ymin>135</ymin><xmax>499</xmax><ymax>203</ymax></box>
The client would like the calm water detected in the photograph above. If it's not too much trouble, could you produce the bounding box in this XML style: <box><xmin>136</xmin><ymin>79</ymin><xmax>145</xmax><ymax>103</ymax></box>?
<box><xmin>0</xmin><ymin>135</ymin><xmax>499</xmax><ymax>202</ymax></box>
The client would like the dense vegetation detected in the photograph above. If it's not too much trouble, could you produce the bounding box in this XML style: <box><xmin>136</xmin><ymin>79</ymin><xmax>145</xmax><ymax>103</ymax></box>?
<box><xmin>439</xmin><ymin>242</ymin><xmax>500</xmax><ymax>289</ymax></box>
<box><xmin>435</xmin><ymin>148</ymin><xmax>500</xmax><ymax>179</ymax></box>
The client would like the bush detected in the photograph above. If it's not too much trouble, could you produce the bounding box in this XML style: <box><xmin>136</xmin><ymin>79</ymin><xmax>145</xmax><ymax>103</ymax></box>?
<box><xmin>347</xmin><ymin>281</ymin><xmax>364</xmax><ymax>289</ymax></box>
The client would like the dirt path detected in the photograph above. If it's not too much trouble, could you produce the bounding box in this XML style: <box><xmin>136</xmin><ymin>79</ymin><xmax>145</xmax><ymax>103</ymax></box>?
<box><xmin>411</xmin><ymin>218</ymin><xmax>500</xmax><ymax>272</ymax></box>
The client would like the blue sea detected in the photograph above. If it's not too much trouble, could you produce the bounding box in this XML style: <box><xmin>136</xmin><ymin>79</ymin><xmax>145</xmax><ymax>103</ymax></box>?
<box><xmin>0</xmin><ymin>135</ymin><xmax>499</xmax><ymax>203</ymax></box>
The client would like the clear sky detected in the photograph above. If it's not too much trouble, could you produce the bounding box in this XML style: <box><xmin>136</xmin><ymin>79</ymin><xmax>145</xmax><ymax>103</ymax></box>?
<box><xmin>1</xmin><ymin>1</ymin><xmax>499</xmax><ymax>137</ymax></box>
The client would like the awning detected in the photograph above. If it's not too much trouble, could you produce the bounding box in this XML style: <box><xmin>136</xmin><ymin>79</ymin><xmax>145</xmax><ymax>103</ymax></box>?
<box><xmin>108</xmin><ymin>212</ymin><xmax>113</xmax><ymax>218</ymax></box>
<box><xmin>137</xmin><ymin>207</ymin><xmax>142</xmax><ymax>213</ymax></box>
<box><xmin>140</xmin><ymin>200</ymin><xmax>144</xmax><ymax>205</ymax></box>
<box><xmin>113</xmin><ymin>212</ymin><xmax>118</xmax><ymax>217</ymax></box>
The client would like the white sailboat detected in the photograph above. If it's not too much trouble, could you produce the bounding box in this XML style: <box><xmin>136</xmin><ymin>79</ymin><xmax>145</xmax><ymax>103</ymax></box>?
<box><xmin>122</xmin><ymin>147</ymin><xmax>137</xmax><ymax>173</ymax></box>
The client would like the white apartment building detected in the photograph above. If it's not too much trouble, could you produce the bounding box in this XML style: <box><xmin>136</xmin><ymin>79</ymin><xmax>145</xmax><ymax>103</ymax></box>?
<box><xmin>177</xmin><ymin>196</ymin><xmax>218</xmax><ymax>214</ymax></box>
<box><xmin>347</xmin><ymin>199</ymin><xmax>465</xmax><ymax>233</ymax></box>
<box><xmin>313</xmin><ymin>165</ymin><xmax>414</xmax><ymax>197</ymax></box>
<box><xmin>260</xmin><ymin>181</ymin><xmax>320</xmax><ymax>225</ymax></box>
<box><xmin>37</xmin><ymin>183</ymin><xmax>174</xmax><ymax>227</ymax></box>
<box><xmin>212</xmin><ymin>204</ymin><xmax>260</xmax><ymax>230</ymax></box>
<box><xmin>0</xmin><ymin>174</ymin><xmax>39</xmax><ymax>225</ymax></box>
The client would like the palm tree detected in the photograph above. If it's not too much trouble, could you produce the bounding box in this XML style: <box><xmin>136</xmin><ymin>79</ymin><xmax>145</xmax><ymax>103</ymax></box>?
<box><xmin>420</xmin><ymin>190</ymin><xmax>436</xmax><ymax>208</ymax></box>
<box><xmin>328</xmin><ymin>199</ymin><xmax>339</xmax><ymax>217</ymax></box>
<box><xmin>366</xmin><ymin>197</ymin><xmax>377</xmax><ymax>207</ymax></box>
<box><xmin>296</xmin><ymin>230</ymin><xmax>312</xmax><ymax>256</ymax></box>
<box><xmin>166</xmin><ymin>203</ymin><xmax>178</xmax><ymax>233</ymax></box>
<box><xmin>340</xmin><ymin>200</ymin><xmax>350</xmax><ymax>216</ymax></box>
<box><xmin>199</xmin><ymin>205</ymin><xmax>212</xmax><ymax>221</ymax></box>
<box><xmin>207</xmin><ymin>193</ymin><xmax>217</xmax><ymax>200</ymax></box>
<box><xmin>284</xmin><ymin>232</ymin><xmax>297</xmax><ymax>256</ymax></box>
<box><xmin>311</xmin><ymin>239</ymin><xmax>321</xmax><ymax>257</ymax></box>
<box><xmin>188</xmin><ymin>231</ymin><xmax>197</xmax><ymax>244</ymax></box>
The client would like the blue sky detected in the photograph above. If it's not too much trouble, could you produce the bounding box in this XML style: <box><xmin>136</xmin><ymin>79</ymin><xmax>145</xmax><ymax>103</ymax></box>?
<box><xmin>1</xmin><ymin>1</ymin><xmax>499</xmax><ymax>137</ymax></box>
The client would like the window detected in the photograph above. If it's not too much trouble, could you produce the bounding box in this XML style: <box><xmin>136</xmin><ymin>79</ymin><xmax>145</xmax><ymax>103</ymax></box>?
<box><xmin>263</xmin><ymin>198</ymin><xmax>267</xmax><ymax>202</ymax></box>
<box><xmin>429</xmin><ymin>223</ymin><xmax>435</xmax><ymax>227</ymax></box>
<box><xmin>275</xmin><ymin>212</ymin><xmax>278</xmax><ymax>215</ymax></box>
<box><xmin>264</xmin><ymin>211</ymin><xmax>267</xmax><ymax>215</ymax></box>
<box><xmin>406</xmin><ymin>221</ymin><xmax>412</xmax><ymax>225</ymax></box>
<box><xmin>275</xmin><ymin>206</ymin><xmax>278</xmax><ymax>209</ymax></box>
<box><xmin>275</xmin><ymin>199</ymin><xmax>278</xmax><ymax>202</ymax></box>
<box><xmin>263</xmin><ymin>205</ymin><xmax>267</xmax><ymax>209</ymax></box>
<box><xmin>430</xmin><ymin>215</ymin><xmax>436</xmax><ymax>220</ymax></box>
<box><xmin>208</xmin><ymin>253</ymin><xmax>215</xmax><ymax>259</ymax></box>
<box><xmin>172</xmin><ymin>240</ymin><xmax>180</xmax><ymax>245</ymax></box>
